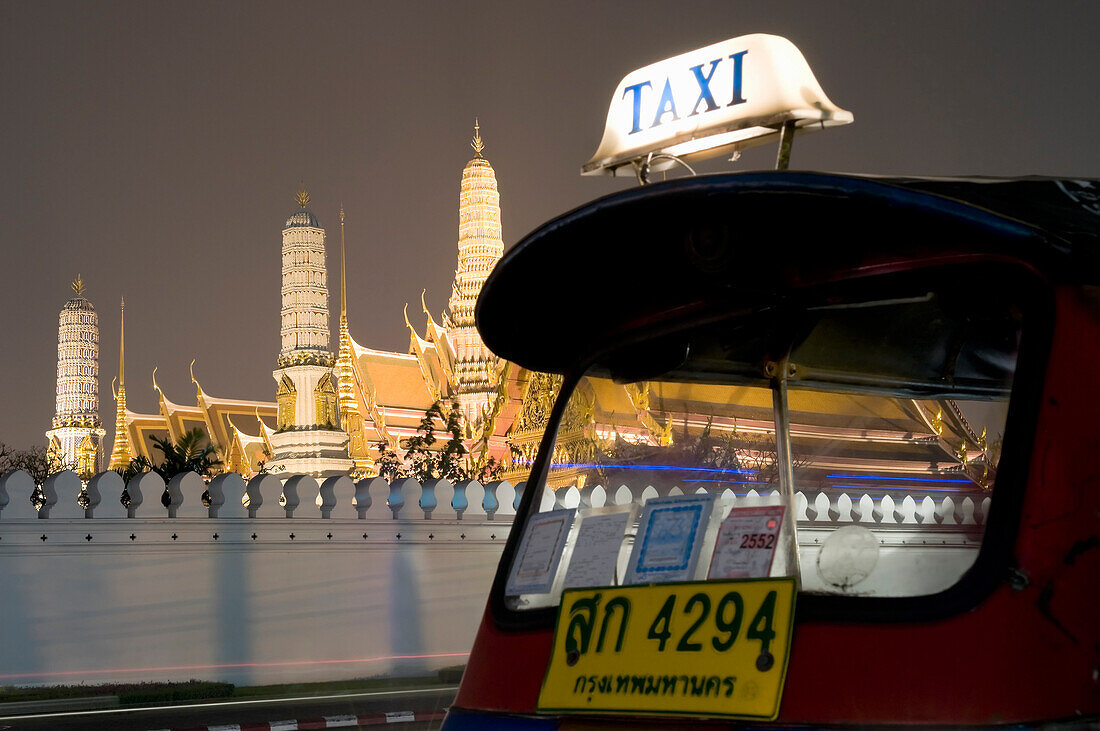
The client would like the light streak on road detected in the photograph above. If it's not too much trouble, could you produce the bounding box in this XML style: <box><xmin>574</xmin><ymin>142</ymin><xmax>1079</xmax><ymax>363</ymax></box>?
<box><xmin>0</xmin><ymin>651</ymin><xmax>469</xmax><ymax>681</ymax></box>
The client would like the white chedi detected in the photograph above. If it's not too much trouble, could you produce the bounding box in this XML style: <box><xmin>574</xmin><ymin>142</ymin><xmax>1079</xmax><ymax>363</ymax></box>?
<box><xmin>267</xmin><ymin>187</ymin><xmax>354</xmax><ymax>478</ymax></box>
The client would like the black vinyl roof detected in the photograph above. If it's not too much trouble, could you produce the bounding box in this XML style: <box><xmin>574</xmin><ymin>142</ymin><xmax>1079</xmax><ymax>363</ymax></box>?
<box><xmin>476</xmin><ymin>172</ymin><xmax>1100</xmax><ymax>374</ymax></box>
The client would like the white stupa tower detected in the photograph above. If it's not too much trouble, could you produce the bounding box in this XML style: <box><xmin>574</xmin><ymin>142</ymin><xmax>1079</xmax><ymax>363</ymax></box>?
<box><xmin>266</xmin><ymin>186</ymin><xmax>354</xmax><ymax>477</ymax></box>
<box><xmin>446</xmin><ymin>121</ymin><xmax>505</xmax><ymax>432</ymax></box>
<box><xmin>46</xmin><ymin>275</ymin><xmax>106</xmax><ymax>478</ymax></box>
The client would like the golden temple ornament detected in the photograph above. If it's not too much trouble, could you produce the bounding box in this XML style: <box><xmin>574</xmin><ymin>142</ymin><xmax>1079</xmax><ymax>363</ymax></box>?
<box><xmin>71</xmin><ymin>274</ymin><xmax>85</xmax><ymax>296</ymax></box>
<box><xmin>471</xmin><ymin>119</ymin><xmax>484</xmax><ymax>157</ymax></box>
<box><xmin>295</xmin><ymin>184</ymin><xmax>311</xmax><ymax>209</ymax></box>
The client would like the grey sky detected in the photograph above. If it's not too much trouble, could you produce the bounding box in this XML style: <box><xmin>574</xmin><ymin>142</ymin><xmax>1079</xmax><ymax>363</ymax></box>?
<box><xmin>1</xmin><ymin>1</ymin><xmax>1098</xmax><ymax>450</ymax></box>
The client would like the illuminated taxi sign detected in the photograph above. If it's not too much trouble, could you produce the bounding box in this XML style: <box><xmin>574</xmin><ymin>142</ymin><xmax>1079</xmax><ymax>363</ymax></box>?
<box><xmin>582</xmin><ymin>34</ymin><xmax>853</xmax><ymax>176</ymax></box>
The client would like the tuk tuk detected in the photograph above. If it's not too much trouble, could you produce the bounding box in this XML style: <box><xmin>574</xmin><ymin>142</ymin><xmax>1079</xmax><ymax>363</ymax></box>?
<box><xmin>443</xmin><ymin>33</ymin><xmax>1098</xmax><ymax>728</ymax></box>
<box><xmin>443</xmin><ymin>170</ymin><xmax>1100</xmax><ymax>727</ymax></box>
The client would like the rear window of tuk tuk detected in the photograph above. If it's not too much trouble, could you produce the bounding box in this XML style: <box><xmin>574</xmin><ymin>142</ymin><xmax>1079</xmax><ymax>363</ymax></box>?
<box><xmin>488</xmin><ymin>262</ymin><xmax>1053</xmax><ymax>629</ymax></box>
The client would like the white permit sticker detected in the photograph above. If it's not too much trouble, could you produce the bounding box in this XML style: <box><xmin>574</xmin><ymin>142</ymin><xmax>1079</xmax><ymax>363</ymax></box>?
<box><xmin>563</xmin><ymin>509</ymin><xmax>632</xmax><ymax>589</ymax></box>
<box><xmin>506</xmin><ymin>508</ymin><xmax>575</xmax><ymax>595</ymax></box>
<box><xmin>708</xmin><ymin>505</ymin><xmax>786</xmax><ymax>579</ymax></box>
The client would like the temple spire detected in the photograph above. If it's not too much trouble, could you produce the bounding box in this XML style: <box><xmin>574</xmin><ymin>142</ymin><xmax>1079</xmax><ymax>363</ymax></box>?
<box><xmin>118</xmin><ymin>297</ymin><xmax>125</xmax><ymax>387</ymax></box>
<box><xmin>71</xmin><ymin>273</ymin><xmax>85</xmax><ymax>296</ymax></box>
<box><xmin>108</xmin><ymin>296</ymin><xmax>133</xmax><ymax>471</ymax></box>
<box><xmin>339</xmin><ymin>206</ymin><xmax>347</xmax><ymax>319</ymax></box>
<box><xmin>334</xmin><ymin>206</ymin><xmax>371</xmax><ymax>475</ymax></box>
<box><xmin>449</xmin><ymin>120</ymin><xmax>504</xmax><ymax>434</ymax></box>
<box><xmin>471</xmin><ymin>119</ymin><xmax>484</xmax><ymax>158</ymax></box>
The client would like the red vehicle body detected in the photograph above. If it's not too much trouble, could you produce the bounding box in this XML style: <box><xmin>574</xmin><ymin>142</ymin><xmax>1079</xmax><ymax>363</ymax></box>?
<box><xmin>445</xmin><ymin>172</ymin><xmax>1100</xmax><ymax>727</ymax></box>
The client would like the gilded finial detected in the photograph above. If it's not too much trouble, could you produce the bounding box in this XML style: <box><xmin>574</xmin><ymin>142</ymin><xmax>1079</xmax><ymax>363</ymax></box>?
<box><xmin>471</xmin><ymin>118</ymin><xmax>484</xmax><ymax>157</ymax></box>
<box><xmin>118</xmin><ymin>296</ymin><xmax>125</xmax><ymax>387</ymax></box>
<box><xmin>339</xmin><ymin>205</ymin><xmax>347</xmax><ymax>318</ymax></box>
<box><xmin>71</xmin><ymin>274</ymin><xmax>85</xmax><ymax>296</ymax></box>
<box><xmin>295</xmin><ymin>183</ymin><xmax>310</xmax><ymax>209</ymax></box>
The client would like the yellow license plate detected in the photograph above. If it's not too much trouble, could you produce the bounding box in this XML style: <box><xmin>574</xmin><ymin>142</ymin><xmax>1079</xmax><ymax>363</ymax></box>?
<box><xmin>538</xmin><ymin>578</ymin><xmax>796</xmax><ymax>721</ymax></box>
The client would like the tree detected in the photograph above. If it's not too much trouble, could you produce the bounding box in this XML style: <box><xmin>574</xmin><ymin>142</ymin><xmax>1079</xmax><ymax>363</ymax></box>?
<box><xmin>402</xmin><ymin>401</ymin><xmax>443</xmax><ymax>481</ymax></box>
<box><xmin>0</xmin><ymin>441</ymin><xmax>13</xmax><ymax>473</ymax></box>
<box><xmin>437</xmin><ymin>402</ymin><xmax>469</xmax><ymax>482</ymax></box>
<box><xmin>373</xmin><ymin>440</ymin><xmax>403</xmax><ymax>483</ymax></box>
<box><xmin>141</xmin><ymin>428</ymin><xmax>222</xmax><ymax>480</ymax></box>
<box><xmin>0</xmin><ymin>442</ymin><xmax>76</xmax><ymax>510</ymax></box>
<box><xmin>3</xmin><ymin>444</ymin><xmax>72</xmax><ymax>485</ymax></box>
<box><xmin>374</xmin><ymin>401</ymin><xmax>473</xmax><ymax>483</ymax></box>
<box><xmin>476</xmin><ymin>456</ymin><xmax>504</xmax><ymax>483</ymax></box>
<box><xmin>117</xmin><ymin>455</ymin><xmax>150</xmax><ymax>484</ymax></box>
<box><xmin>254</xmin><ymin>446</ymin><xmax>277</xmax><ymax>475</ymax></box>
<box><xmin>118</xmin><ymin>428</ymin><xmax>222</xmax><ymax>507</ymax></box>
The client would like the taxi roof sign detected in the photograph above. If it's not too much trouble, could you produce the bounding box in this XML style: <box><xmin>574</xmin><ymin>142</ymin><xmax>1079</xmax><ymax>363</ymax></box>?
<box><xmin>582</xmin><ymin>34</ymin><xmax>853</xmax><ymax>177</ymax></box>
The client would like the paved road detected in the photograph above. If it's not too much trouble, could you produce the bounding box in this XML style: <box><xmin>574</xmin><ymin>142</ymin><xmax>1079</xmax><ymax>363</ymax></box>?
<box><xmin>0</xmin><ymin>685</ymin><xmax>456</xmax><ymax>731</ymax></box>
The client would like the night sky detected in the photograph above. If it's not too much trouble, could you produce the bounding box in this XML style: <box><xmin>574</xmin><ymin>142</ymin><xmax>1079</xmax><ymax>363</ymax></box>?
<box><xmin>2</xmin><ymin>1</ymin><xmax>1099</xmax><ymax>452</ymax></box>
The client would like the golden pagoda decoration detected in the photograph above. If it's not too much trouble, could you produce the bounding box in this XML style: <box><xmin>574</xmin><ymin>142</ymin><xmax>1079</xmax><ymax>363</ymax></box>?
<box><xmin>471</xmin><ymin>118</ymin><xmax>485</xmax><ymax>158</ymax></box>
<box><xmin>335</xmin><ymin>207</ymin><xmax>373</xmax><ymax>475</ymax></box>
<box><xmin>76</xmin><ymin>433</ymin><xmax>98</xmax><ymax>479</ymax></box>
<box><xmin>276</xmin><ymin>376</ymin><xmax>296</xmax><ymax>431</ymax></box>
<box><xmin>108</xmin><ymin>297</ymin><xmax>133</xmax><ymax>470</ymax></box>
<box><xmin>932</xmin><ymin>408</ymin><xmax>944</xmax><ymax>435</ymax></box>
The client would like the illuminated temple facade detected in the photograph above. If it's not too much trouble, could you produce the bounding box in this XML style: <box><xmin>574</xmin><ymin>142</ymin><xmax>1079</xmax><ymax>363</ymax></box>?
<box><xmin>445</xmin><ymin>122</ymin><xmax>505</xmax><ymax>432</ymax></box>
<box><xmin>45</xmin><ymin>276</ymin><xmax>105</xmax><ymax>478</ymax></box>
<box><xmin>112</xmin><ymin>127</ymin><xmax>518</xmax><ymax>478</ymax></box>
<box><xmin>105</xmin><ymin>126</ymin><xmax>996</xmax><ymax>495</ymax></box>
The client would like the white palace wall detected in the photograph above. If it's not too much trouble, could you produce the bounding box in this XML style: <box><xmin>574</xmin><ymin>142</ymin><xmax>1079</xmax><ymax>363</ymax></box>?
<box><xmin>0</xmin><ymin>471</ymin><xmax>522</xmax><ymax>687</ymax></box>
<box><xmin>0</xmin><ymin>469</ymin><xmax>989</xmax><ymax>687</ymax></box>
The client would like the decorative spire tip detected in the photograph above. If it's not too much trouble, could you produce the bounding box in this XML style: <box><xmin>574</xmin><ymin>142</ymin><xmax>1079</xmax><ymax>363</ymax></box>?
<box><xmin>471</xmin><ymin>118</ymin><xmax>484</xmax><ymax>157</ymax></box>
<box><xmin>295</xmin><ymin>183</ymin><xmax>310</xmax><ymax>209</ymax></box>
<box><xmin>71</xmin><ymin>274</ymin><xmax>85</xmax><ymax>296</ymax></box>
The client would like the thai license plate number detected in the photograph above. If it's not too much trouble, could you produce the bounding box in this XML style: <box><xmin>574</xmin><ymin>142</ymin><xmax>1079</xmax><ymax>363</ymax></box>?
<box><xmin>538</xmin><ymin>578</ymin><xmax>796</xmax><ymax>720</ymax></box>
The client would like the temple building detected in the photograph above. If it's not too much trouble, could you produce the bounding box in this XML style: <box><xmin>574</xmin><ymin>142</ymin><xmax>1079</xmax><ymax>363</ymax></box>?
<box><xmin>105</xmin><ymin>125</ymin><xmax>995</xmax><ymax>498</ymax></box>
<box><xmin>46</xmin><ymin>275</ymin><xmax>105</xmax><ymax>478</ymax></box>
<box><xmin>113</xmin><ymin>125</ymin><xmax>514</xmax><ymax>479</ymax></box>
